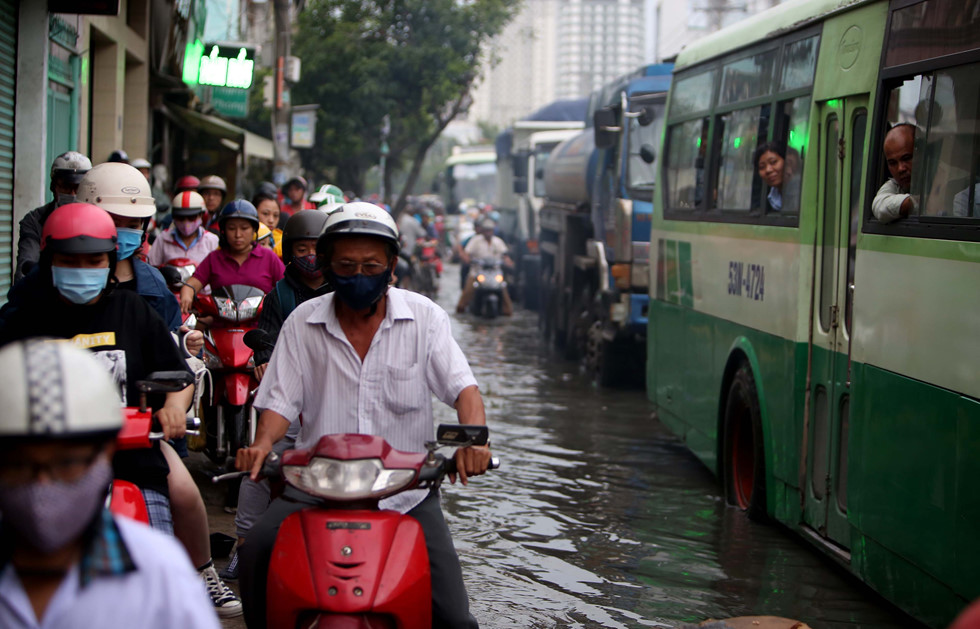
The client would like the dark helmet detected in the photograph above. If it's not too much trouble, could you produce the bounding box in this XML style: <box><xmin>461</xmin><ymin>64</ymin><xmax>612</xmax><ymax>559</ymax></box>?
<box><xmin>281</xmin><ymin>210</ymin><xmax>328</xmax><ymax>264</ymax></box>
<box><xmin>255</xmin><ymin>181</ymin><xmax>278</xmax><ymax>199</ymax></box>
<box><xmin>218</xmin><ymin>199</ymin><xmax>260</xmax><ymax>231</ymax></box>
<box><xmin>107</xmin><ymin>149</ymin><xmax>129</xmax><ymax>164</ymax></box>
<box><xmin>41</xmin><ymin>203</ymin><xmax>118</xmax><ymax>255</ymax></box>
<box><xmin>282</xmin><ymin>176</ymin><xmax>308</xmax><ymax>192</ymax></box>
<box><xmin>175</xmin><ymin>175</ymin><xmax>201</xmax><ymax>193</ymax></box>
<box><xmin>198</xmin><ymin>175</ymin><xmax>227</xmax><ymax>196</ymax></box>
<box><xmin>50</xmin><ymin>151</ymin><xmax>92</xmax><ymax>189</ymax></box>
<box><xmin>316</xmin><ymin>202</ymin><xmax>399</xmax><ymax>260</ymax></box>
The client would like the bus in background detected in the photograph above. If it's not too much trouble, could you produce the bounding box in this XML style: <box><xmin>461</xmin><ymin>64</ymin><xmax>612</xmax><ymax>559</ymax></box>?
<box><xmin>539</xmin><ymin>63</ymin><xmax>671</xmax><ymax>385</ymax></box>
<box><xmin>437</xmin><ymin>145</ymin><xmax>498</xmax><ymax>214</ymax></box>
<box><xmin>647</xmin><ymin>0</ymin><xmax>978</xmax><ymax>626</ymax></box>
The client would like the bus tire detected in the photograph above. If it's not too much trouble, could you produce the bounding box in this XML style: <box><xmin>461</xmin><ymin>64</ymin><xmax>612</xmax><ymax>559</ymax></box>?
<box><xmin>723</xmin><ymin>363</ymin><xmax>767</xmax><ymax>522</ymax></box>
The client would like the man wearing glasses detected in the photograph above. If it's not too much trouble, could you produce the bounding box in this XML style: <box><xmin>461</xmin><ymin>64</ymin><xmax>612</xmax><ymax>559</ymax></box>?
<box><xmin>234</xmin><ymin>202</ymin><xmax>493</xmax><ymax>629</ymax></box>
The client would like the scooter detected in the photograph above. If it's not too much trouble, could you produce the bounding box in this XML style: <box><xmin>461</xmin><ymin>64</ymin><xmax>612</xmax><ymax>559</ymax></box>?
<box><xmin>413</xmin><ymin>238</ymin><xmax>441</xmax><ymax>299</ymax></box>
<box><xmin>214</xmin><ymin>423</ymin><xmax>498</xmax><ymax>629</ymax></box>
<box><xmin>470</xmin><ymin>258</ymin><xmax>507</xmax><ymax>319</ymax></box>
<box><xmin>194</xmin><ymin>284</ymin><xmax>265</xmax><ymax>465</ymax></box>
<box><xmin>109</xmin><ymin>371</ymin><xmax>200</xmax><ymax>523</ymax></box>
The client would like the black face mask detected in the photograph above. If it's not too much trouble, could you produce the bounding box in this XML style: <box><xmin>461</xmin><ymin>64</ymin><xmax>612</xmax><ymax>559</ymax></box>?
<box><xmin>291</xmin><ymin>254</ymin><xmax>321</xmax><ymax>280</ymax></box>
<box><xmin>328</xmin><ymin>268</ymin><xmax>391</xmax><ymax>311</ymax></box>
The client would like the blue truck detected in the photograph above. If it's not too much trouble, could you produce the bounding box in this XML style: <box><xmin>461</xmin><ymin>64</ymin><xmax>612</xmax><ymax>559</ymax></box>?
<box><xmin>537</xmin><ymin>63</ymin><xmax>672</xmax><ymax>386</ymax></box>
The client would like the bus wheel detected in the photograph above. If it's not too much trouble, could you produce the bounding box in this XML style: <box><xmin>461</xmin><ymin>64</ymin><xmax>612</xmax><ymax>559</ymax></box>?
<box><xmin>723</xmin><ymin>364</ymin><xmax>767</xmax><ymax>521</ymax></box>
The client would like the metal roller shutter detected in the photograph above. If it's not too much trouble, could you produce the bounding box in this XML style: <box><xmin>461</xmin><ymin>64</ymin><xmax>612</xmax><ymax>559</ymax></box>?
<box><xmin>0</xmin><ymin>0</ymin><xmax>15</xmax><ymax>302</ymax></box>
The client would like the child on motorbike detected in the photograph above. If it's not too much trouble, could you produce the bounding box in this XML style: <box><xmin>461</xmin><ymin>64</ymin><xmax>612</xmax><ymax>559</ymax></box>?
<box><xmin>179</xmin><ymin>200</ymin><xmax>285</xmax><ymax>314</ymax></box>
<box><xmin>220</xmin><ymin>209</ymin><xmax>330</xmax><ymax>580</ymax></box>
<box><xmin>252</xmin><ymin>190</ymin><xmax>283</xmax><ymax>257</ymax></box>
<box><xmin>0</xmin><ymin>201</ymin><xmax>243</xmax><ymax>619</ymax></box>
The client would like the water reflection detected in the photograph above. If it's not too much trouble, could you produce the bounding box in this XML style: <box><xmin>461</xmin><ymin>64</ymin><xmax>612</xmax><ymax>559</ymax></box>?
<box><xmin>431</xmin><ymin>264</ymin><xmax>914</xmax><ymax>629</ymax></box>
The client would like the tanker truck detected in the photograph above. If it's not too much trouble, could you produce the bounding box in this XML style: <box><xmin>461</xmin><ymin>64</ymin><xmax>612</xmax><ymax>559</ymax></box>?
<box><xmin>538</xmin><ymin>63</ymin><xmax>671</xmax><ymax>386</ymax></box>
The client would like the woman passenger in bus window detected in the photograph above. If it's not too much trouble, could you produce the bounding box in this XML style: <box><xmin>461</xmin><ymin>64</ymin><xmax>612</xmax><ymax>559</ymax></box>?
<box><xmin>753</xmin><ymin>142</ymin><xmax>801</xmax><ymax>213</ymax></box>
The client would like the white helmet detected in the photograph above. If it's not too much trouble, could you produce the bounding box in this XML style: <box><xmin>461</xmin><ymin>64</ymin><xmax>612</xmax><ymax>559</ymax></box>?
<box><xmin>50</xmin><ymin>151</ymin><xmax>92</xmax><ymax>187</ymax></box>
<box><xmin>130</xmin><ymin>158</ymin><xmax>152</xmax><ymax>170</ymax></box>
<box><xmin>318</xmin><ymin>202</ymin><xmax>399</xmax><ymax>251</ymax></box>
<box><xmin>77</xmin><ymin>162</ymin><xmax>156</xmax><ymax>218</ymax></box>
<box><xmin>0</xmin><ymin>340</ymin><xmax>123</xmax><ymax>438</ymax></box>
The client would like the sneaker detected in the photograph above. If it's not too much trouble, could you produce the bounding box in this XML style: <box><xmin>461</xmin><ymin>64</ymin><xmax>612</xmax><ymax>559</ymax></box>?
<box><xmin>200</xmin><ymin>562</ymin><xmax>243</xmax><ymax>618</ymax></box>
<box><xmin>219</xmin><ymin>550</ymin><xmax>239</xmax><ymax>581</ymax></box>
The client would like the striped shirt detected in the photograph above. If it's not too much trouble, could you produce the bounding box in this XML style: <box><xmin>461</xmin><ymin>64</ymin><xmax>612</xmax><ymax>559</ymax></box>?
<box><xmin>254</xmin><ymin>287</ymin><xmax>478</xmax><ymax>513</ymax></box>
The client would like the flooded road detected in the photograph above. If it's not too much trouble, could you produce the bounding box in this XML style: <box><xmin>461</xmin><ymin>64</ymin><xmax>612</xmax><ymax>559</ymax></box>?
<box><xmin>433</xmin><ymin>263</ymin><xmax>917</xmax><ymax>629</ymax></box>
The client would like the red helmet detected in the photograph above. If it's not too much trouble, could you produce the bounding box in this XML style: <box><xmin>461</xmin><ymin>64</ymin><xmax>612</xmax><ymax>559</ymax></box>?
<box><xmin>41</xmin><ymin>203</ymin><xmax>118</xmax><ymax>255</ymax></box>
<box><xmin>175</xmin><ymin>175</ymin><xmax>201</xmax><ymax>193</ymax></box>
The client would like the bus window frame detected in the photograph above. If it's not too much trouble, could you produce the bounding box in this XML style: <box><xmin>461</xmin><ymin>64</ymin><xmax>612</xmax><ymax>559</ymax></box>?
<box><xmin>662</xmin><ymin>26</ymin><xmax>821</xmax><ymax>227</ymax></box>
<box><xmin>862</xmin><ymin>31</ymin><xmax>980</xmax><ymax>242</ymax></box>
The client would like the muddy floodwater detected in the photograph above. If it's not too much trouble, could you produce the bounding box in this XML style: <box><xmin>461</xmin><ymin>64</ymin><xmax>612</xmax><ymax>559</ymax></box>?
<box><xmin>432</xmin><ymin>264</ymin><xmax>916</xmax><ymax>629</ymax></box>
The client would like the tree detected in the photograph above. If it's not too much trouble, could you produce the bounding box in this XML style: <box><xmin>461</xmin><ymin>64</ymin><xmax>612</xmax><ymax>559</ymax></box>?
<box><xmin>291</xmin><ymin>0</ymin><xmax>519</xmax><ymax>215</ymax></box>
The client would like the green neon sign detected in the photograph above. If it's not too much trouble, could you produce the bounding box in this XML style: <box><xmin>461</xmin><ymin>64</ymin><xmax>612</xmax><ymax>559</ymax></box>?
<box><xmin>182</xmin><ymin>39</ymin><xmax>205</xmax><ymax>86</ymax></box>
<box><xmin>198</xmin><ymin>46</ymin><xmax>254</xmax><ymax>89</ymax></box>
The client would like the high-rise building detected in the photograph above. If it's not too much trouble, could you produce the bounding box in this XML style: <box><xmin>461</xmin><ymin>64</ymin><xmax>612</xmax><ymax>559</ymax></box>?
<box><xmin>652</xmin><ymin>0</ymin><xmax>784</xmax><ymax>62</ymax></box>
<box><xmin>468</xmin><ymin>0</ymin><xmax>648</xmax><ymax>130</ymax></box>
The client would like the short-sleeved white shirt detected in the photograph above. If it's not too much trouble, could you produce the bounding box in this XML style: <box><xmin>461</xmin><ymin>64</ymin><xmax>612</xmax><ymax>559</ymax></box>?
<box><xmin>464</xmin><ymin>235</ymin><xmax>508</xmax><ymax>262</ymax></box>
<box><xmin>254</xmin><ymin>287</ymin><xmax>478</xmax><ymax>513</ymax></box>
<box><xmin>0</xmin><ymin>517</ymin><xmax>219</xmax><ymax>629</ymax></box>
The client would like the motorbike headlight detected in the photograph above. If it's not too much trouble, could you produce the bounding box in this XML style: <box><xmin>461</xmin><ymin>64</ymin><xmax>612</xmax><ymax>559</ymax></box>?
<box><xmin>215</xmin><ymin>297</ymin><xmax>237</xmax><ymax>321</ymax></box>
<box><xmin>282</xmin><ymin>457</ymin><xmax>416</xmax><ymax>501</ymax></box>
<box><xmin>476</xmin><ymin>274</ymin><xmax>486</xmax><ymax>282</ymax></box>
<box><xmin>494</xmin><ymin>274</ymin><xmax>504</xmax><ymax>283</ymax></box>
<box><xmin>238</xmin><ymin>296</ymin><xmax>263</xmax><ymax>321</ymax></box>
<box><xmin>178</xmin><ymin>265</ymin><xmax>196</xmax><ymax>281</ymax></box>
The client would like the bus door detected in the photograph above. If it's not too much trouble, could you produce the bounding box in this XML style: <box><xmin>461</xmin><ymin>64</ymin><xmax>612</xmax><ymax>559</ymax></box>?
<box><xmin>805</xmin><ymin>96</ymin><xmax>868</xmax><ymax>549</ymax></box>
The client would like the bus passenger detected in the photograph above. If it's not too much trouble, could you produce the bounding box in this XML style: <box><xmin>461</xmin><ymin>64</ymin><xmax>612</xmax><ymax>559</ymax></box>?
<box><xmin>753</xmin><ymin>142</ymin><xmax>800</xmax><ymax>213</ymax></box>
<box><xmin>872</xmin><ymin>123</ymin><xmax>916</xmax><ymax>223</ymax></box>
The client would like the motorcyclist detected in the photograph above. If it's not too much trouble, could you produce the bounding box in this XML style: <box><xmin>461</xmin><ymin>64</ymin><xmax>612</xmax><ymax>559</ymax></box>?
<box><xmin>251</xmin><ymin>189</ymin><xmax>282</xmax><ymax>256</ymax></box>
<box><xmin>456</xmin><ymin>218</ymin><xmax>514</xmax><ymax>315</ymax></box>
<box><xmin>147</xmin><ymin>190</ymin><xmax>220</xmax><ymax>268</ymax></box>
<box><xmin>0</xmin><ymin>202</ymin><xmax>243</xmax><ymax>618</ymax></box>
<box><xmin>179</xmin><ymin>200</ymin><xmax>285</xmax><ymax>314</ymax></box>
<box><xmin>220</xmin><ymin>209</ymin><xmax>330</xmax><ymax>581</ymax></box>
<box><xmin>0</xmin><ymin>340</ymin><xmax>221</xmax><ymax>629</ymax></box>
<box><xmin>198</xmin><ymin>175</ymin><xmax>227</xmax><ymax>233</ymax></box>
<box><xmin>15</xmin><ymin>151</ymin><xmax>92</xmax><ymax>280</ymax></box>
<box><xmin>107</xmin><ymin>149</ymin><xmax>129</xmax><ymax>163</ymax></box>
<box><xmin>174</xmin><ymin>175</ymin><xmax>201</xmax><ymax>195</ymax></box>
<box><xmin>235</xmin><ymin>202</ymin><xmax>492</xmax><ymax>628</ymax></box>
<box><xmin>279</xmin><ymin>176</ymin><xmax>315</xmax><ymax>218</ymax></box>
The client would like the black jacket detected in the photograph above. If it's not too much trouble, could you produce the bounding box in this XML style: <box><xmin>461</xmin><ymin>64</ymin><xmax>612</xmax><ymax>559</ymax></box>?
<box><xmin>254</xmin><ymin>266</ymin><xmax>329</xmax><ymax>364</ymax></box>
<box><xmin>15</xmin><ymin>201</ymin><xmax>56</xmax><ymax>281</ymax></box>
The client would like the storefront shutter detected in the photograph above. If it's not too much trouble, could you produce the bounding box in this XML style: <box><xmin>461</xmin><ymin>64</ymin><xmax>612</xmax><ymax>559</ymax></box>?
<box><xmin>0</xmin><ymin>0</ymin><xmax>16</xmax><ymax>302</ymax></box>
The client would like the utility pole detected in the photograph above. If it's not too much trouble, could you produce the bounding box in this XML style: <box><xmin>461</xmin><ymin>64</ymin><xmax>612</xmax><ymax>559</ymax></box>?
<box><xmin>272</xmin><ymin>0</ymin><xmax>291</xmax><ymax>186</ymax></box>
<box><xmin>379</xmin><ymin>114</ymin><xmax>390</xmax><ymax>203</ymax></box>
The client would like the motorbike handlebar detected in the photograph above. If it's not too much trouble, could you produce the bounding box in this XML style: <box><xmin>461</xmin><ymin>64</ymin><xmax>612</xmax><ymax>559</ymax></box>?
<box><xmin>149</xmin><ymin>417</ymin><xmax>202</xmax><ymax>441</ymax></box>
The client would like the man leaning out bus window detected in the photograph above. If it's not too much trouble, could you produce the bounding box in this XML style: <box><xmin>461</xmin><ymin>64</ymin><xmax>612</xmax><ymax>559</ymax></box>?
<box><xmin>872</xmin><ymin>123</ymin><xmax>916</xmax><ymax>223</ymax></box>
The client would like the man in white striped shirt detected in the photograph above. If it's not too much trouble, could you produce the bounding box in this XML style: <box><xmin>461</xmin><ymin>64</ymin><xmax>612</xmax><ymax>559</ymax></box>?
<box><xmin>235</xmin><ymin>203</ymin><xmax>492</xmax><ymax>628</ymax></box>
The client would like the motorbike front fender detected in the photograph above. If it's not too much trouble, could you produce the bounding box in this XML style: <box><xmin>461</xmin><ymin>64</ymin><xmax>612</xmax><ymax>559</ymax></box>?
<box><xmin>109</xmin><ymin>480</ymin><xmax>150</xmax><ymax>524</ymax></box>
<box><xmin>223</xmin><ymin>372</ymin><xmax>253</xmax><ymax>406</ymax></box>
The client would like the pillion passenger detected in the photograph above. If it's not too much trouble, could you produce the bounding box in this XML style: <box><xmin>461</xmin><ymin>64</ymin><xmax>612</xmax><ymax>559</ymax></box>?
<box><xmin>872</xmin><ymin>123</ymin><xmax>916</xmax><ymax>223</ymax></box>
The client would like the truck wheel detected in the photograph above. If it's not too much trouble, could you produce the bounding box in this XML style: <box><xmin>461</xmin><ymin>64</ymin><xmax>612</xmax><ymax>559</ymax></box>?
<box><xmin>723</xmin><ymin>364</ymin><xmax>767</xmax><ymax>521</ymax></box>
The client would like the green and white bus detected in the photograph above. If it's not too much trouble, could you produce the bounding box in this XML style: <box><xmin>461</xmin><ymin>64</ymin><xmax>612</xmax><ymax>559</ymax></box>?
<box><xmin>647</xmin><ymin>0</ymin><xmax>979</xmax><ymax>625</ymax></box>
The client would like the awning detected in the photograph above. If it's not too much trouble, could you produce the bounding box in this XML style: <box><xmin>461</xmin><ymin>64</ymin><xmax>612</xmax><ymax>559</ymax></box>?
<box><xmin>245</xmin><ymin>131</ymin><xmax>274</xmax><ymax>161</ymax></box>
<box><xmin>165</xmin><ymin>104</ymin><xmax>274</xmax><ymax>160</ymax></box>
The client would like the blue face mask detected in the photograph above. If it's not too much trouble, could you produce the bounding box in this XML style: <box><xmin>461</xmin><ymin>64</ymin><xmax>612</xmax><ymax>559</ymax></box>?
<box><xmin>115</xmin><ymin>227</ymin><xmax>144</xmax><ymax>260</ymax></box>
<box><xmin>51</xmin><ymin>266</ymin><xmax>111</xmax><ymax>304</ymax></box>
<box><xmin>328</xmin><ymin>268</ymin><xmax>391</xmax><ymax>311</ymax></box>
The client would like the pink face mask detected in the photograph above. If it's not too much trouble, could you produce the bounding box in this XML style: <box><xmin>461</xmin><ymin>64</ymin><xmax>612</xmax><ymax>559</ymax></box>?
<box><xmin>177</xmin><ymin>217</ymin><xmax>203</xmax><ymax>237</ymax></box>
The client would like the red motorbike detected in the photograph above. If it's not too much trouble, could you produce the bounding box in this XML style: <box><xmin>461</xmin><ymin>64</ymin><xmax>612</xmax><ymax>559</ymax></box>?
<box><xmin>109</xmin><ymin>371</ymin><xmax>199</xmax><ymax>522</ymax></box>
<box><xmin>194</xmin><ymin>284</ymin><xmax>265</xmax><ymax>465</ymax></box>
<box><xmin>158</xmin><ymin>257</ymin><xmax>198</xmax><ymax>327</ymax></box>
<box><xmin>216</xmin><ymin>424</ymin><xmax>497</xmax><ymax>628</ymax></box>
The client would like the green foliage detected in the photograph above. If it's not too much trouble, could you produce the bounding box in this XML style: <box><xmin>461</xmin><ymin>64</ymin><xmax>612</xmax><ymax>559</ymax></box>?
<box><xmin>292</xmin><ymin>0</ymin><xmax>520</xmax><ymax>207</ymax></box>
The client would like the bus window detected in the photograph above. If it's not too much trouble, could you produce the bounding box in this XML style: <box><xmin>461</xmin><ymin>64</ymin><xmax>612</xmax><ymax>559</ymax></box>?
<box><xmin>779</xmin><ymin>36</ymin><xmax>818</xmax><ymax>92</ymax></box>
<box><xmin>766</xmin><ymin>96</ymin><xmax>810</xmax><ymax>215</ymax></box>
<box><xmin>883</xmin><ymin>62</ymin><xmax>980</xmax><ymax>221</ymax></box>
<box><xmin>720</xmin><ymin>49</ymin><xmax>777</xmax><ymax>105</ymax></box>
<box><xmin>715</xmin><ymin>104</ymin><xmax>770</xmax><ymax>211</ymax></box>
<box><xmin>665</xmin><ymin>118</ymin><xmax>709</xmax><ymax>210</ymax></box>
<box><xmin>671</xmin><ymin>70</ymin><xmax>716</xmax><ymax>117</ymax></box>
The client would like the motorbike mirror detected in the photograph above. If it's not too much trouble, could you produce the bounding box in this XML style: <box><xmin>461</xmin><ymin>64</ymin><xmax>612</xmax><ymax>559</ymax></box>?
<box><xmin>159</xmin><ymin>266</ymin><xmax>182</xmax><ymax>288</ymax></box>
<box><xmin>137</xmin><ymin>370</ymin><xmax>195</xmax><ymax>393</ymax></box>
<box><xmin>436</xmin><ymin>424</ymin><xmax>489</xmax><ymax>447</ymax></box>
<box><xmin>244</xmin><ymin>329</ymin><xmax>275</xmax><ymax>351</ymax></box>
<box><xmin>640</xmin><ymin>143</ymin><xmax>656</xmax><ymax>164</ymax></box>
